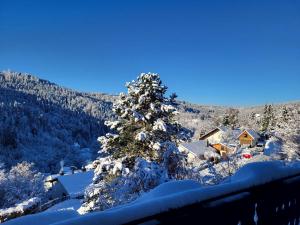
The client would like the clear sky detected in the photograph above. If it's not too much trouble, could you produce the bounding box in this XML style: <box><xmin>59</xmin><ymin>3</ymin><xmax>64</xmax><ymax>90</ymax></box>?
<box><xmin>0</xmin><ymin>0</ymin><xmax>299</xmax><ymax>106</ymax></box>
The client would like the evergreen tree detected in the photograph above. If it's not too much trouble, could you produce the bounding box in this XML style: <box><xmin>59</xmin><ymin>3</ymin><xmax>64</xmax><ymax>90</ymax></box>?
<box><xmin>282</xmin><ymin>106</ymin><xmax>289</xmax><ymax>123</ymax></box>
<box><xmin>98</xmin><ymin>73</ymin><xmax>189</xmax><ymax>166</ymax></box>
<box><xmin>79</xmin><ymin>73</ymin><xmax>192</xmax><ymax>213</ymax></box>
<box><xmin>221</xmin><ymin>108</ymin><xmax>239</xmax><ymax>129</ymax></box>
<box><xmin>260</xmin><ymin>104</ymin><xmax>276</xmax><ymax>132</ymax></box>
<box><xmin>169</xmin><ymin>92</ymin><xmax>179</xmax><ymax>107</ymax></box>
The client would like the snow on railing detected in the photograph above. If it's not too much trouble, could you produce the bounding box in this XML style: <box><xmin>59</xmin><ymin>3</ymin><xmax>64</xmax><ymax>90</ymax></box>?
<box><xmin>55</xmin><ymin>161</ymin><xmax>300</xmax><ymax>225</ymax></box>
<box><xmin>4</xmin><ymin>161</ymin><xmax>300</xmax><ymax>225</ymax></box>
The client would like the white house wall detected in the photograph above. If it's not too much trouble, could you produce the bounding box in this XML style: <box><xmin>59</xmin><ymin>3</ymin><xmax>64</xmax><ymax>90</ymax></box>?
<box><xmin>207</xmin><ymin>131</ymin><xmax>223</xmax><ymax>144</ymax></box>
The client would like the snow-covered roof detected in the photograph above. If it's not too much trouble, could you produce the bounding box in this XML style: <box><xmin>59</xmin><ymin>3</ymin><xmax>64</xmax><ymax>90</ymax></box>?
<box><xmin>180</xmin><ymin>141</ymin><xmax>217</xmax><ymax>156</ymax></box>
<box><xmin>238</xmin><ymin>129</ymin><xmax>260</xmax><ymax>140</ymax></box>
<box><xmin>57</xmin><ymin>171</ymin><xmax>94</xmax><ymax>198</ymax></box>
<box><xmin>199</xmin><ymin>126</ymin><xmax>227</xmax><ymax>140</ymax></box>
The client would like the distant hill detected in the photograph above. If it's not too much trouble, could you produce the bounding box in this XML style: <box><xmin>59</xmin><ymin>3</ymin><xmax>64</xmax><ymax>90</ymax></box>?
<box><xmin>0</xmin><ymin>71</ymin><xmax>114</xmax><ymax>172</ymax></box>
<box><xmin>0</xmin><ymin>71</ymin><xmax>299</xmax><ymax>173</ymax></box>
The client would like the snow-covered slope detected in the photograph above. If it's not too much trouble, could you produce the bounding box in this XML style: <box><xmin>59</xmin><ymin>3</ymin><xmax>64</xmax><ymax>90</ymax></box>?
<box><xmin>0</xmin><ymin>71</ymin><xmax>114</xmax><ymax>173</ymax></box>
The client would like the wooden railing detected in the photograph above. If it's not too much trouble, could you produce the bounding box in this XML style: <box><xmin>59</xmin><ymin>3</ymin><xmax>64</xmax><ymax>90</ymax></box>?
<box><xmin>125</xmin><ymin>173</ymin><xmax>300</xmax><ymax>225</ymax></box>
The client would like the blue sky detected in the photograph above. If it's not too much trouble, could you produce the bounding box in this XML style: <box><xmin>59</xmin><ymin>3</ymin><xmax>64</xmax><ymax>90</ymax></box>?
<box><xmin>0</xmin><ymin>0</ymin><xmax>299</xmax><ymax>106</ymax></box>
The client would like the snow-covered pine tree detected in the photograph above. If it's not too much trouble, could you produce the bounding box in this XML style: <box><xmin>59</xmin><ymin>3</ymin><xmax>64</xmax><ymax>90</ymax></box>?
<box><xmin>79</xmin><ymin>73</ymin><xmax>192</xmax><ymax>213</ymax></box>
<box><xmin>221</xmin><ymin>108</ymin><xmax>239</xmax><ymax>129</ymax></box>
<box><xmin>281</xmin><ymin>106</ymin><xmax>290</xmax><ymax>123</ymax></box>
<box><xmin>260</xmin><ymin>104</ymin><xmax>276</xmax><ymax>132</ymax></box>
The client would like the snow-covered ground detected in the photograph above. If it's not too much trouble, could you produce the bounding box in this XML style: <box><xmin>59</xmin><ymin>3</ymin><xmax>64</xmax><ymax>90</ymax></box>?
<box><xmin>4</xmin><ymin>161</ymin><xmax>300</xmax><ymax>225</ymax></box>
<box><xmin>46</xmin><ymin>199</ymin><xmax>81</xmax><ymax>213</ymax></box>
<box><xmin>263</xmin><ymin>137</ymin><xmax>282</xmax><ymax>157</ymax></box>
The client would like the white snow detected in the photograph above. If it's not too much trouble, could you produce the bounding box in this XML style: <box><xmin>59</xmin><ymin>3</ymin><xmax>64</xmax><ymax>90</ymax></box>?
<box><xmin>7</xmin><ymin>161</ymin><xmax>300</xmax><ymax>225</ymax></box>
<box><xmin>135</xmin><ymin>132</ymin><xmax>148</xmax><ymax>141</ymax></box>
<box><xmin>132</xmin><ymin>111</ymin><xmax>144</xmax><ymax>122</ymax></box>
<box><xmin>46</xmin><ymin>199</ymin><xmax>81</xmax><ymax>213</ymax></box>
<box><xmin>153</xmin><ymin>119</ymin><xmax>167</xmax><ymax>132</ymax></box>
<box><xmin>0</xmin><ymin>198</ymin><xmax>41</xmax><ymax>220</ymax></box>
<box><xmin>160</xmin><ymin>104</ymin><xmax>175</xmax><ymax>113</ymax></box>
<box><xmin>264</xmin><ymin>138</ymin><xmax>282</xmax><ymax>156</ymax></box>
<box><xmin>3</xmin><ymin>209</ymin><xmax>79</xmax><ymax>225</ymax></box>
<box><xmin>132</xmin><ymin>180</ymin><xmax>201</xmax><ymax>203</ymax></box>
<box><xmin>57</xmin><ymin>171</ymin><xmax>94</xmax><ymax>198</ymax></box>
<box><xmin>104</xmin><ymin>121</ymin><xmax>120</xmax><ymax>129</ymax></box>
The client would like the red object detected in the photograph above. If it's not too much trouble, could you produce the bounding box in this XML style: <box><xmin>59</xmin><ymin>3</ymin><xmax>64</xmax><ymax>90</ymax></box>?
<box><xmin>243</xmin><ymin>154</ymin><xmax>252</xmax><ymax>159</ymax></box>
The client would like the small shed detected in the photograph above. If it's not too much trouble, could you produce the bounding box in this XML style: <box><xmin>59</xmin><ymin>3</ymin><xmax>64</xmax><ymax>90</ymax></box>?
<box><xmin>238</xmin><ymin>129</ymin><xmax>260</xmax><ymax>147</ymax></box>
<box><xmin>45</xmin><ymin>171</ymin><xmax>94</xmax><ymax>200</ymax></box>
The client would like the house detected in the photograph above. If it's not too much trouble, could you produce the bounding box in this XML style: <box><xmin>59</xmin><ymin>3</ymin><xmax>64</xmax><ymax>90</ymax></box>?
<box><xmin>199</xmin><ymin>126</ymin><xmax>227</xmax><ymax>144</ymax></box>
<box><xmin>45</xmin><ymin>170</ymin><xmax>94</xmax><ymax>200</ymax></box>
<box><xmin>199</xmin><ymin>126</ymin><xmax>239</xmax><ymax>157</ymax></box>
<box><xmin>238</xmin><ymin>129</ymin><xmax>260</xmax><ymax>147</ymax></box>
<box><xmin>179</xmin><ymin>140</ymin><xmax>220</xmax><ymax>162</ymax></box>
<box><xmin>211</xmin><ymin>143</ymin><xmax>234</xmax><ymax>157</ymax></box>
<box><xmin>44</xmin><ymin>175</ymin><xmax>68</xmax><ymax>201</ymax></box>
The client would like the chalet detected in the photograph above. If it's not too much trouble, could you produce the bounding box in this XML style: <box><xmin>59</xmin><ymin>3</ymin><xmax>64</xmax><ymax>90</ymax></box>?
<box><xmin>199</xmin><ymin>126</ymin><xmax>227</xmax><ymax>144</ymax></box>
<box><xmin>45</xmin><ymin>170</ymin><xmax>94</xmax><ymax>200</ymax></box>
<box><xmin>179</xmin><ymin>140</ymin><xmax>220</xmax><ymax>162</ymax></box>
<box><xmin>238</xmin><ymin>129</ymin><xmax>260</xmax><ymax>147</ymax></box>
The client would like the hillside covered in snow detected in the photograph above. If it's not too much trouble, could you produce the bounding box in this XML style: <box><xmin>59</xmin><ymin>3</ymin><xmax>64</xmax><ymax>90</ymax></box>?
<box><xmin>0</xmin><ymin>71</ymin><xmax>299</xmax><ymax>224</ymax></box>
<box><xmin>0</xmin><ymin>70</ymin><xmax>299</xmax><ymax>173</ymax></box>
<box><xmin>0</xmin><ymin>71</ymin><xmax>114</xmax><ymax>173</ymax></box>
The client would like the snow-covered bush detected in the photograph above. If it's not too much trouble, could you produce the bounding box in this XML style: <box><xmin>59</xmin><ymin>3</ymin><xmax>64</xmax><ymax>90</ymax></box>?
<box><xmin>0</xmin><ymin>197</ymin><xmax>41</xmax><ymax>223</ymax></box>
<box><xmin>0</xmin><ymin>162</ymin><xmax>45</xmax><ymax>209</ymax></box>
<box><xmin>79</xmin><ymin>73</ymin><xmax>194</xmax><ymax>213</ymax></box>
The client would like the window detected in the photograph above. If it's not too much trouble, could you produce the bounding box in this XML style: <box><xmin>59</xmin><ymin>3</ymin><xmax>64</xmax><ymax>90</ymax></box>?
<box><xmin>244</xmin><ymin>133</ymin><xmax>248</xmax><ymax>138</ymax></box>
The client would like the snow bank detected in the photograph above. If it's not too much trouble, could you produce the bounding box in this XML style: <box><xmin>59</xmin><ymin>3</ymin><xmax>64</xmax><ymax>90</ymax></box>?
<box><xmin>3</xmin><ymin>200</ymin><xmax>80</xmax><ymax>225</ymax></box>
<box><xmin>6</xmin><ymin>161</ymin><xmax>300</xmax><ymax>225</ymax></box>
<box><xmin>129</xmin><ymin>180</ymin><xmax>201</xmax><ymax>204</ymax></box>
<box><xmin>264</xmin><ymin>138</ymin><xmax>282</xmax><ymax>156</ymax></box>
<box><xmin>3</xmin><ymin>210</ymin><xmax>78</xmax><ymax>225</ymax></box>
<box><xmin>46</xmin><ymin>199</ymin><xmax>81</xmax><ymax>212</ymax></box>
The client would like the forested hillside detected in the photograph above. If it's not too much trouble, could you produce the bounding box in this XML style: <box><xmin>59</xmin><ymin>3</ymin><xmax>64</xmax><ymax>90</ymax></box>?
<box><xmin>0</xmin><ymin>71</ymin><xmax>114</xmax><ymax>173</ymax></box>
